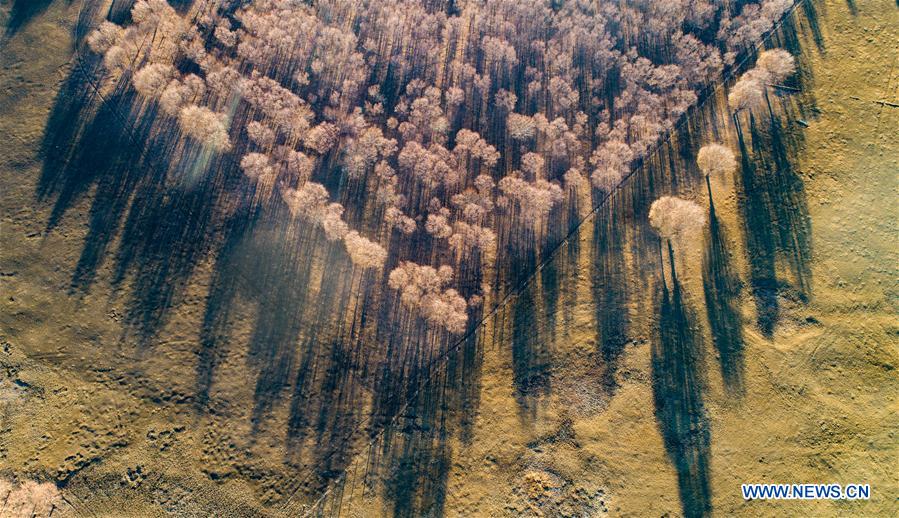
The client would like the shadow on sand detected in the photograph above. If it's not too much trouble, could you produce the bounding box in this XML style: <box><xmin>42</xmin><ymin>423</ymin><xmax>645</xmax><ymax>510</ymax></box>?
<box><xmin>3</xmin><ymin>0</ymin><xmax>58</xmax><ymax>38</ymax></box>
<box><xmin>702</xmin><ymin>187</ymin><xmax>746</xmax><ymax>396</ymax></box>
<box><xmin>592</xmin><ymin>195</ymin><xmax>630</xmax><ymax>394</ymax></box>
<box><xmin>733</xmin><ymin>106</ymin><xmax>812</xmax><ymax>337</ymax></box>
<box><xmin>653</xmin><ymin>242</ymin><xmax>712</xmax><ymax>518</ymax></box>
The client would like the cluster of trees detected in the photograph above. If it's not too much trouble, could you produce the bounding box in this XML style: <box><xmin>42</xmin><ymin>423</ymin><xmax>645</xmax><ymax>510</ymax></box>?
<box><xmin>649</xmin><ymin>135</ymin><xmax>769</xmax><ymax>292</ymax></box>
<box><xmin>729</xmin><ymin>49</ymin><xmax>797</xmax><ymax>111</ymax></box>
<box><xmin>654</xmin><ymin>45</ymin><xmax>795</xmax><ymax>260</ymax></box>
<box><xmin>388</xmin><ymin>262</ymin><xmax>470</xmax><ymax>334</ymax></box>
<box><xmin>86</xmin><ymin>0</ymin><xmax>795</xmax><ymax>335</ymax></box>
<box><xmin>281</xmin><ymin>181</ymin><xmax>388</xmax><ymax>268</ymax></box>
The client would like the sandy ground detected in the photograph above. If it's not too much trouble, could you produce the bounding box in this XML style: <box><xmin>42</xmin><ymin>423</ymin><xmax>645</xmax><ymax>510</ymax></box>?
<box><xmin>0</xmin><ymin>0</ymin><xmax>896</xmax><ymax>517</ymax></box>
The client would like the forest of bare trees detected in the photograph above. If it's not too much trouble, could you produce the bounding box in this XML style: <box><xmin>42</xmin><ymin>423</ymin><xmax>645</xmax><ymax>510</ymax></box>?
<box><xmin>86</xmin><ymin>0</ymin><xmax>796</xmax><ymax>337</ymax></box>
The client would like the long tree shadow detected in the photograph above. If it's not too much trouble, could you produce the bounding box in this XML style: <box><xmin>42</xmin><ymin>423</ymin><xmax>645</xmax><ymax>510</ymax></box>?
<box><xmin>70</xmin><ymin>125</ymin><xmax>162</xmax><ymax>291</ymax></box>
<box><xmin>38</xmin><ymin>65</ymin><xmax>131</xmax><ymax>227</ymax></box>
<box><xmin>35</xmin><ymin>19</ymin><xmax>431</xmax><ymax>508</ymax></box>
<box><xmin>372</xmin><ymin>308</ymin><xmax>485</xmax><ymax>516</ymax></box>
<box><xmin>192</xmin><ymin>204</ymin><xmax>375</xmax><ymax>499</ymax></box>
<box><xmin>38</xmin><ymin>54</ymin><xmax>239</xmax><ymax>346</ymax></box>
<box><xmin>702</xmin><ymin>193</ymin><xmax>746</xmax><ymax>396</ymax></box>
<box><xmin>799</xmin><ymin>0</ymin><xmax>826</xmax><ymax>51</ymax></box>
<box><xmin>377</xmin><ymin>364</ymin><xmax>453</xmax><ymax>518</ymax></box>
<box><xmin>75</xmin><ymin>0</ymin><xmax>104</xmax><ymax>42</ymax></box>
<box><xmin>196</xmin><ymin>208</ymin><xmax>355</xmax><ymax>429</ymax></box>
<box><xmin>539</xmin><ymin>202</ymin><xmax>565</xmax><ymax>348</ymax></box>
<box><xmin>296</xmin><ymin>305</ymin><xmax>484</xmax><ymax>516</ymax></box>
<box><xmin>451</xmin><ymin>255</ymin><xmax>486</xmax><ymax>446</ymax></box>
<box><xmin>307</xmin><ymin>264</ymin><xmax>379</xmax><ymax>488</ymax></box>
<box><xmin>281</xmin><ymin>240</ymin><xmax>485</xmax><ymax>513</ymax></box>
<box><xmin>107</xmin><ymin>0</ymin><xmax>136</xmax><ymax>23</ymax></box>
<box><xmin>561</xmin><ymin>186</ymin><xmax>582</xmax><ymax>332</ymax></box>
<box><xmin>733</xmin><ymin>104</ymin><xmax>813</xmax><ymax>337</ymax></box>
<box><xmin>653</xmin><ymin>242</ymin><xmax>711</xmax><ymax>518</ymax></box>
<box><xmin>194</xmin><ymin>209</ymin><xmax>260</xmax><ymax>411</ymax></box>
<box><xmin>368</xmin><ymin>257</ymin><xmax>486</xmax><ymax>515</ymax></box>
<box><xmin>592</xmin><ymin>196</ymin><xmax>630</xmax><ymax>394</ymax></box>
<box><xmin>3</xmin><ymin>0</ymin><xmax>58</xmax><ymax>38</ymax></box>
<box><xmin>43</xmin><ymin>85</ymin><xmax>155</xmax><ymax>291</ymax></box>
<box><xmin>289</xmin><ymin>2</ymin><xmax>822</xmax><ymax>512</ymax></box>
<box><xmin>761</xmin><ymin>103</ymin><xmax>812</xmax><ymax>298</ymax></box>
<box><xmin>306</xmin><ymin>335</ymin><xmax>365</xmax><ymax>488</ymax></box>
<box><xmin>245</xmin><ymin>225</ymin><xmax>321</xmax><ymax>428</ymax></box>
<box><xmin>734</xmin><ymin>114</ymin><xmax>780</xmax><ymax>336</ymax></box>
<box><xmin>511</xmin><ymin>265</ymin><xmax>553</xmax><ymax>419</ymax></box>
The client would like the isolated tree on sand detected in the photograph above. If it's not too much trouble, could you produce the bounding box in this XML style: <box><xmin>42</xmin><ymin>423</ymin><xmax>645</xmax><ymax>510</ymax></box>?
<box><xmin>697</xmin><ymin>145</ymin><xmax>747</xmax><ymax>397</ymax></box>
<box><xmin>649</xmin><ymin>196</ymin><xmax>707</xmax><ymax>281</ymax></box>
<box><xmin>650</xmin><ymin>197</ymin><xmax>707</xmax><ymax>244</ymax></box>
<box><xmin>696</xmin><ymin>143</ymin><xmax>737</xmax><ymax>204</ymax></box>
